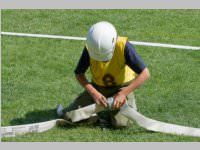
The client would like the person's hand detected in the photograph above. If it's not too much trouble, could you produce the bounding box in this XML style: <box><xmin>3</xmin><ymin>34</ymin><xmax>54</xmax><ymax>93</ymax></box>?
<box><xmin>91</xmin><ymin>91</ymin><xmax>107</xmax><ymax>107</ymax></box>
<box><xmin>113</xmin><ymin>92</ymin><xmax>126</xmax><ymax>110</ymax></box>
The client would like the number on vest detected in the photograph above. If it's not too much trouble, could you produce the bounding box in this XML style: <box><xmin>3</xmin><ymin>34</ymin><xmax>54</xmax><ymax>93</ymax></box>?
<box><xmin>102</xmin><ymin>74</ymin><xmax>116</xmax><ymax>87</ymax></box>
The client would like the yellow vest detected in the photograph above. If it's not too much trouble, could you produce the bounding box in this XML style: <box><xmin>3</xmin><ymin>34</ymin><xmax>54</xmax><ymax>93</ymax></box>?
<box><xmin>89</xmin><ymin>36</ymin><xmax>137</xmax><ymax>87</ymax></box>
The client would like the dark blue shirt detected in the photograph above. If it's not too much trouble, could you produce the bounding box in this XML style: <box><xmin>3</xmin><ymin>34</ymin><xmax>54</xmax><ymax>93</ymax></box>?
<box><xmin>74</xmin><ymin>41</ymin><xmax>146</xmax><ymax>74</ymax></box>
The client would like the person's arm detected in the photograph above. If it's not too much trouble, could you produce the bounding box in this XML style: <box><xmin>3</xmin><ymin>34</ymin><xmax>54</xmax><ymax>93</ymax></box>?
<box><xmin>74</xmin><ymin>47</ymin><xmax>107</xmax><ymax>107</ymax></box>
<box><xmin>113</xmin><ymin>68</ymin><xmax>150</xmax><ymax>109</ymax></box>
<box><xmin>75</xmin><ymin>74</ymin><xmax>107</xmax><ymax>107</ymax></box>
<box><xmin>113</xmin><ymin>42</ymin><xmax>150</xmax><ymax>109</ymax></box>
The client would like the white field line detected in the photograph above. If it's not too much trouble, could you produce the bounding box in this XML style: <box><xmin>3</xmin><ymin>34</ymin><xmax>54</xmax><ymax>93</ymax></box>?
<box><xmin>1</xmin><ymin>32</ymin><xmax>200</xmax><ymax>50</ymax></box>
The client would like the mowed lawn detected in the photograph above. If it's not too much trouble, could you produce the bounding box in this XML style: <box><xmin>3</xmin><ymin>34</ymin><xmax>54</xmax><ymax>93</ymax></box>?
<box><xmin>1</xmin><ymin>10</ymin><xmax>200</xmax><ymax>142</ymax></box>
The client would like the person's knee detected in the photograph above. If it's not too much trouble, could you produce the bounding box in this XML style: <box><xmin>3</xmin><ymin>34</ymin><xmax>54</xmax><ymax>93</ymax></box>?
<box><xmin>111</xmin><ymin>113</ymin><xmax>134</xmax><ymax>128</ymax></box>
<box><xmin>112</xmin><ymin>119</ymin><xmax>133</xmax><ymax>129</ymax></box>
<box><xmin>126</xmin><ymin>94</ymin><xmax>137</xmax><ymax>110</ymax></box>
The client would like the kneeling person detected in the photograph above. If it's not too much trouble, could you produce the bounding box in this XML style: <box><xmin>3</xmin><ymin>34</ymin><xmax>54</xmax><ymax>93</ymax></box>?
<box><xmin>59</xmin><ymin>21</ymin><xmax>150</xmax><ymax>128</ymax></box>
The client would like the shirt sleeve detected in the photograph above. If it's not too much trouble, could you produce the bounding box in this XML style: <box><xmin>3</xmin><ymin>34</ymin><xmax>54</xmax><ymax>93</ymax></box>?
<box><xmin>124</xmin><ymin>41</ymin><xmax>146</xmax><ymax>74</ymax></box>
<box><xmin>74</xmin><ymin>46</ymin><xmax>90</xmax><ymax>74</ymax></box>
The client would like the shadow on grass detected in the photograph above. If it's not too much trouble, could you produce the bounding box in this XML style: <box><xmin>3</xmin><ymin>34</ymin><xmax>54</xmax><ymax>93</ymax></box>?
<box><xmin>9</xmin><ymin>109</ymin><xmax>155</xmax><ymax>135</ymax></box>
<box><xmin>9</xmin><ymin>108</ymin><xmax>107</xmax><ymax>129</ymax></box>
<box><xmin>10</xmin><ymin>108</ymin><xmax>58</xmax><ymax>125</ymax></box>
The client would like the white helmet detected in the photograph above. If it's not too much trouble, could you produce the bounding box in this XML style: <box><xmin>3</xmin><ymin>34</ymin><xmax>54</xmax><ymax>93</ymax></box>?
<box><xmin>86</xmin><ymin>21</ymin><xmax>117</xmax><ymax>61</ymax></box>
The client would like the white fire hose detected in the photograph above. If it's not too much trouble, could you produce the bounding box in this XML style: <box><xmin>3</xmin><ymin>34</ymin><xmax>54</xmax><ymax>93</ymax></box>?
<box><xmin>0</xmin><ymin>119</ymin><xmax>73</xmax><ymax>137</ymax></box>
<box><xmin>1</xmin><ymin>97</ymin><xmax>200</xmax><ymax>138</ymax></box>
<box><xmin>66</xmin><ymin>97</ymin><xmax>200</xmax><ymax>137</ymax></box>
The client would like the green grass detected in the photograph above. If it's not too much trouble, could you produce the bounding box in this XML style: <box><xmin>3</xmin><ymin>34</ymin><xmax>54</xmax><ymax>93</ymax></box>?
<box><xmin>1</xmin><ymin>10</ymin><xmax>200</xmax><ymax>142</ymax></box>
